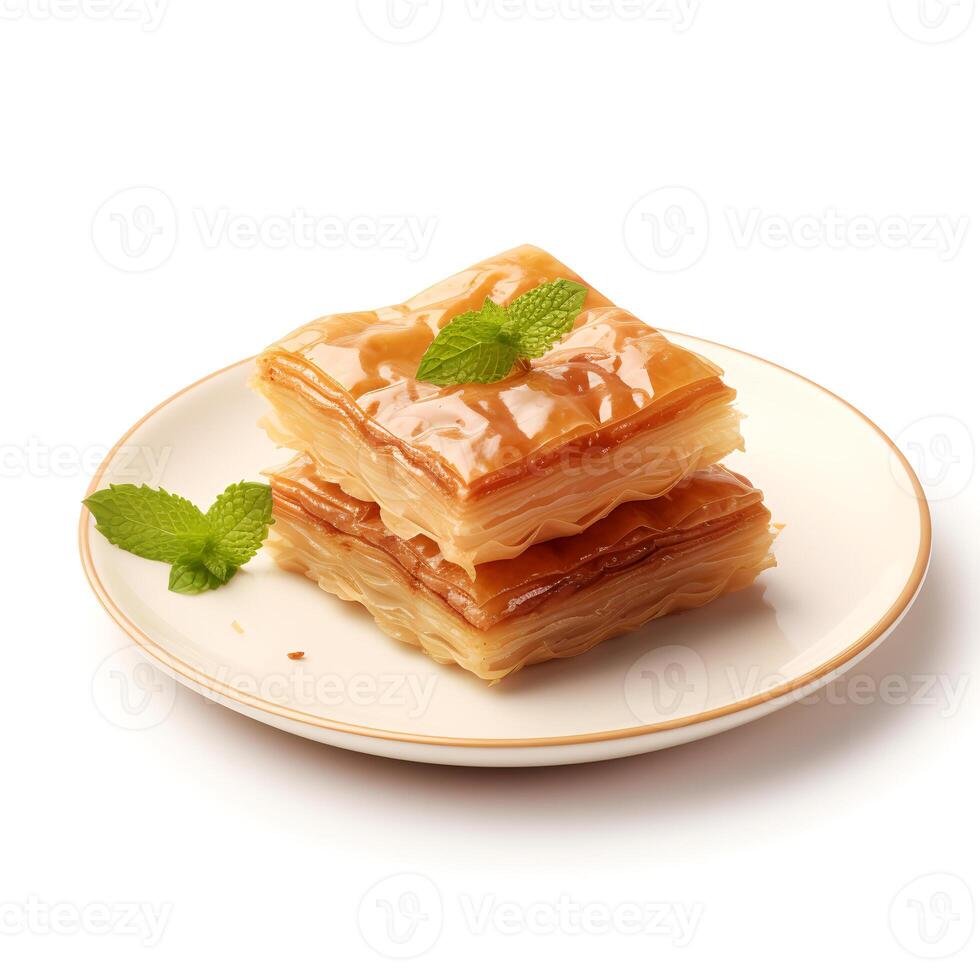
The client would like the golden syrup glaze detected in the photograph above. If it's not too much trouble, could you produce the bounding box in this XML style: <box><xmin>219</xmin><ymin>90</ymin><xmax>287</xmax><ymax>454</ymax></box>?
<box><xmin>271</xmin><ymin>455</ymin><xmax>771</xmax><ymax>630</ymax></box>
<box><xmin>256</xmin><ymin>245</ymin><xmax>735</xmax><ymax>497</ymax></box>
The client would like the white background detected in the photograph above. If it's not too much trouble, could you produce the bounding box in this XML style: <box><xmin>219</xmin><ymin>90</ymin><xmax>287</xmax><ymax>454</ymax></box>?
<box><xmin>1</xmin><ymin>1</ymin><xmax>978</xmax><ymax>976</ymax></box>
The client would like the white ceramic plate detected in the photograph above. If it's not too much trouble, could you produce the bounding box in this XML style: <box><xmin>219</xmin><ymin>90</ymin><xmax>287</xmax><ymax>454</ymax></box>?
<box><xmin>80</xmin><ymin>335</ymin><xmax>930</xmax><ymax>767</ymax></box>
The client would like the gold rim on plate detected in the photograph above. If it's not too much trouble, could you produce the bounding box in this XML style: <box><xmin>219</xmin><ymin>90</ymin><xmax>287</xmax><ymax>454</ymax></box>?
<box><xmin>78</xmin><ymin>339</ymin><xmax>932</xmax><ymax>749</ymax></box>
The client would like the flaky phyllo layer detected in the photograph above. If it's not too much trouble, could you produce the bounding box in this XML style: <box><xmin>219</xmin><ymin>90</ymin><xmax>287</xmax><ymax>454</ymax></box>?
<box><xmin>253</xmin><ymin>245</ymin><xmax>743</xmax><ymax>576</ymax></box>
<box><xmin>267</xmin><ymin>455</ymin><xmax>776</xmax><ymax>681</ymax></box>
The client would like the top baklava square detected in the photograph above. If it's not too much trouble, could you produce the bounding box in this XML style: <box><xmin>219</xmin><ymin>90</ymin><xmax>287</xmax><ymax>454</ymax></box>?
<box><xmin>254</xmin><ymin>245</ymin><xmax>742</xmax><ymax>575</ymax></box>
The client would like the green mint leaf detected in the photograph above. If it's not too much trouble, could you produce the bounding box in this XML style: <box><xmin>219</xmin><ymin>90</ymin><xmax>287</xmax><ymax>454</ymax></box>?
<box><xmin>84</xmin><ymin>484</ymin><xmax>211</xmax><ymax>563</ymax></box>
<box><xmin>168</xmin><ymin>558</ymin><xmax>236</xmax><ymax>595</ymax></box>
<box><xmin>479</xmin><ymin>296</ymin><xmax>509</xmax><ymax>325</ymax></box>
<box><xmin>200</xmin><ymin>548</ymin><xmax>235</xmax><ymax>582</ymax></box>
<box><xmin>84</xmin><ymin>479</ymin><xmax>274</xmax><ymax>597</ymax></box>
<box><xmin>415</xmin><ymin>278</ymin><xmax>589</xmax><ymax>385</ymax></box>
<box><xmin>205</xmin><ymin>481</ymin><xmax>274</xmax><ymax>566</ymax></box>
<box><xmin>415</xmin><ymin>312</ymin><xmax>517</xmax><ymax>386</ymax></box>
<box><xmin>502</xmin><ymin>278</ymin><xmax>588</xmax><ymax>358</ymax></box>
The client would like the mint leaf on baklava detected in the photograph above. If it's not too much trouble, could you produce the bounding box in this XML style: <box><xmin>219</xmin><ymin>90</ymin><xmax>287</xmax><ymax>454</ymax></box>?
<box><xmin>415</xmin><ymin>278</ymin><xmax>588</xmax><ymax>386</ymax></box>
<box><xmin>503</xmin><ymin>278</ymin><xmax>588</xmax><ymax>358</ymax></box>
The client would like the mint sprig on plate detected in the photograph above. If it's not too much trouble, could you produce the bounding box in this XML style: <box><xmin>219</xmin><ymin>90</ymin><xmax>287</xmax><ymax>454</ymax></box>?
<box><xmin>415</xmin><ymin>278</ymin><xmax>588</xmax><ymax>386</ymax></box>
<box><xmin>84</xmin><ymin>481</ymin><xmax>273</xmax><ymax>595</ymax></box>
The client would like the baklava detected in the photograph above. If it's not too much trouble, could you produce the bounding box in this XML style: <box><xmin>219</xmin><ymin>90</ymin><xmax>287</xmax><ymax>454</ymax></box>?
<box><xmin>267</xmin><ymin>454</ymin><xmax>776</xmax><ymax>681</ymax></box>
<box><xmin>253</xmin><ymin>245</ymin><xmax>744</xmax><ymax>576</ymax></box>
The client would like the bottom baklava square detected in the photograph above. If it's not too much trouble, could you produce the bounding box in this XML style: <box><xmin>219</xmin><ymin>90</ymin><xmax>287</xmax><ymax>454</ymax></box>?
<box><xmin>266</xmin><ymin>455</ymin><xmax>776</xmax><ymax>682</ymax></box>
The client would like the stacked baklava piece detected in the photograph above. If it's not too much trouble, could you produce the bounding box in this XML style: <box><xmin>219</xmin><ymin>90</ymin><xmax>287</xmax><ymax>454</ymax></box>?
<box><xmin>253</xmin><ymin>246</ymin><xmax>775</xmax><ymax>681</ymax></box>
